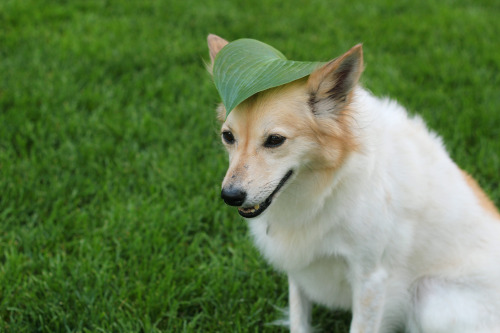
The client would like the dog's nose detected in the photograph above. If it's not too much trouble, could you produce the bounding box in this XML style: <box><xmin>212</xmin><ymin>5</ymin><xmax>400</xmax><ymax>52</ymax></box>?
<box><xmin>221</xmin><ymin>187</ymin><xmax>247</xmax><ymax>206</ymax></box>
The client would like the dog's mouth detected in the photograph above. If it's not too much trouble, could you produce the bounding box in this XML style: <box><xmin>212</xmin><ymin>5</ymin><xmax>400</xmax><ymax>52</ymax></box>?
<box><xmin>238</xmin><ymin>170</ymin><xmax>294</xmax><ymax>219</ymax></box>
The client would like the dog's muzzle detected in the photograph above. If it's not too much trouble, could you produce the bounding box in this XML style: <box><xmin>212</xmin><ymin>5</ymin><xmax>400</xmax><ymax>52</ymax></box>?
<box><xmin>221</xmin><ymin>170</ymin><xmax>294</xmax><ymax>219</ymax></box>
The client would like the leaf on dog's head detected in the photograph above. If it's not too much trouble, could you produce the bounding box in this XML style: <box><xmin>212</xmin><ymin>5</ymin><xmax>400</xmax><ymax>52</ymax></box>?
<box><xmin>213</xmin><ymin>39</ymin><xmax>324</xmax><ymax>117</ymax></box>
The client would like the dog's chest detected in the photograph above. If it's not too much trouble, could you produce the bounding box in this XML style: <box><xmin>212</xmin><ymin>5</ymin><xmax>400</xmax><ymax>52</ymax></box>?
<box><xmin>249</xmin><ymin>206</ymin><xmax>355</xmax><ymax>268</ymax></box>
<box><xmin>249</xmin><ymin>215</ymin><xmax>355</xmax><ymax>309</ymax></box>
<box><xmin>291</xmin><ymin>256</ymin><xmax>353</xmax><ymax>310</ymax></box>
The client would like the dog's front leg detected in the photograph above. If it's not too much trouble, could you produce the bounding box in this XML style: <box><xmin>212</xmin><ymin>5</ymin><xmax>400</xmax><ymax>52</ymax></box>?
<box><xmin>288</xmin><ymin>275</ymin><xmax>312</xmax><ymax>333</ymax></box>
<box><xmin>349</xmin><ymin>268</ymin><xmax>388</xmax><ymax>333</ymax></box>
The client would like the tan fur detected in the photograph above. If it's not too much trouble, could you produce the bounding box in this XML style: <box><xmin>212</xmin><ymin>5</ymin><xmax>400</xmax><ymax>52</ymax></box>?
<box><xmin>221</xmin><ymin>78</ymin><xmax>357</xmax><ymax>180</ymax></box>
<box><xmin>305</xmin><ymin>45</ymin><xmax>363</xmax><ymax>170</ymax></box>
<box><xmin>461</xmin><ymin>169</ymin><xmax>500</xmax><ymax>219</ymax></box>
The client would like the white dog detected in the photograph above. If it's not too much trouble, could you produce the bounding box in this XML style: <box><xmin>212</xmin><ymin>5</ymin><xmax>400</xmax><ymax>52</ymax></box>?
<box><xmin>208</xmin><ymin>34</ymin><xmax>500</xmax><ymax>332</ymax></box>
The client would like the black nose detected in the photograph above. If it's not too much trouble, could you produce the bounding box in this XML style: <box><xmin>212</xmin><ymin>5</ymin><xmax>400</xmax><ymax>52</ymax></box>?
<box><xmin>221</xmin><ymin>187</ymin><xmax>247</xmax><ymax>206</ymax></box>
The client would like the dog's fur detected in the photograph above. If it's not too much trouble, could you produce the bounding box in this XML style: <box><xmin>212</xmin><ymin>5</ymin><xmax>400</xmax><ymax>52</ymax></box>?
<box><xmin>208</xmin><ymin>34</ymin><xmax>500</xmax><ymax>332</ymax></box>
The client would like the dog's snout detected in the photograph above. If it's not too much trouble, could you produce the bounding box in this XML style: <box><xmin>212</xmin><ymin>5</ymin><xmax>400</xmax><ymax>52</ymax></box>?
<box><xmin>221</xmin><ymin>187</ymin><xmax>247</xmax><ymax>206</ymax></box>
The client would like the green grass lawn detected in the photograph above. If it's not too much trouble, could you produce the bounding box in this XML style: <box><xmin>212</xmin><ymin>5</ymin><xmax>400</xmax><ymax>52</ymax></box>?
<box><xmin>0</xmin><ymin>0</ymin><xmax>499</xmax><ymax>331</ymax></box>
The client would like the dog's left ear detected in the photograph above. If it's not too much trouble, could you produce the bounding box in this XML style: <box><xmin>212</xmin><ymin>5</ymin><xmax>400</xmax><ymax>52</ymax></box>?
<box><xmin>207</xmin><ymin>34</ymin><xmax>229</xmax><ymax>73</ymax></box>
<box><xmin>307</xmin><ymin>44</ymin><xmax>364</xmax><ymax>116</ymax></box>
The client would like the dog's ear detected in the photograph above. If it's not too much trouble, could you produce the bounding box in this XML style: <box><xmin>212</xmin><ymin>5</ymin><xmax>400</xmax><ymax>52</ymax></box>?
<box><xmin>207</xmin><ymin>34</ymin><xmax>229</xmax><ymax>73</ymax></box>
<box><xmin>307</xmin><ymin>44</ymin><xmax>363</xmax><ymax>117</ymax></box>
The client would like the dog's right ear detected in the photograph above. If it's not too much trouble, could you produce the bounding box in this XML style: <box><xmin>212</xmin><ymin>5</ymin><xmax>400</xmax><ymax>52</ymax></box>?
<box><xmin>207</xmin><ymin>34</ymin><xmax>229</xmax><ymax>74</ymax></box>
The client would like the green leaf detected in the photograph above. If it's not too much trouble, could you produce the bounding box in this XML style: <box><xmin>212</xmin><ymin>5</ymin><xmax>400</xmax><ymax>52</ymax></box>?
<box><xmin>213</xmin><ymin>39</ymin><xmax>324</xmax><ymax>116</ymax></box>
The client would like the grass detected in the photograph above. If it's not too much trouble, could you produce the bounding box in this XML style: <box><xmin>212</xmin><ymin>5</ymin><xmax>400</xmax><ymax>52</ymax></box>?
<box><xmin>0</xmin><ymin>0</ymin><xmax>499</xmax><ymax>331</ymax></box>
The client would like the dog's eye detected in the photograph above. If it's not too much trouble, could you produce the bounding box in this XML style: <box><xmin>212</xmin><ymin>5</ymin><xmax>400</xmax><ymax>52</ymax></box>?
<box><xmin>264</xmin><ymin>134</ymin><xmax>286</xmax><ymax>148</ymax></box>
<box><xmin>222</xmin><ymin>131</ymin><xmax>235</xmax><ymax>144</ymax></box>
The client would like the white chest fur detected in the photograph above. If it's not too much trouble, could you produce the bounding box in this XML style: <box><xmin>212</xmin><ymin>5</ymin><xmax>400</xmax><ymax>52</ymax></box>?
<box><xmin>290</xmin><ymin>256</ymin><xmax>353</xmax><ymax>310</ymax></box>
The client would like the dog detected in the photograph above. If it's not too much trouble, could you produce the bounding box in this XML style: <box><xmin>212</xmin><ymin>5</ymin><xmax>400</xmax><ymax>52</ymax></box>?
<box><xmin>207</xmin><ymin>34</ymin><xmax>500</xmax><ymax>333</ymax></box>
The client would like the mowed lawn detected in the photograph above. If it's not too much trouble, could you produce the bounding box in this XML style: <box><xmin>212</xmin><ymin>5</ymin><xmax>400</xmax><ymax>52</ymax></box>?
<box><xmin>0</xmin><ymin>0</ymin><xmax>499</xmax><ymax>331</ymax></box>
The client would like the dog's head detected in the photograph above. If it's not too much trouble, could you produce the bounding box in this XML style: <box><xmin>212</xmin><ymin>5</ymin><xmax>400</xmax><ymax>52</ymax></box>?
<box><xmin>207</xmin><ymin>34</ymin><xmax>363</xmax><ymax>218</ymax></box>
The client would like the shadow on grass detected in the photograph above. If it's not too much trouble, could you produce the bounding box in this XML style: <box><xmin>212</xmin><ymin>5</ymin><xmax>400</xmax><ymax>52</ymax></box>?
<box><xmin>314</xmin><ymin>307</ymin><xmax>351</xmax><ymax>332</ymax></box>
